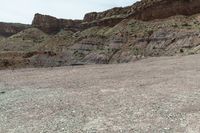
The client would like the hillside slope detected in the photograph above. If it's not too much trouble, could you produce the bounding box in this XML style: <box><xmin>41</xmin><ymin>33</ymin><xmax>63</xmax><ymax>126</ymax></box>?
<box><xmin>1</xmin><ymin>0</ymin><xmax>200</xmax><ymax>69</ymax></box>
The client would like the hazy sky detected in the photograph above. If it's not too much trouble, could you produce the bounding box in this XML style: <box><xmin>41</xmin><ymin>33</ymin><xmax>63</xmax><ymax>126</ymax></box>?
<box><xmin>0</xmin><ymin>0</ymin><xmax>139</xmax><ymax>24</ymax></box>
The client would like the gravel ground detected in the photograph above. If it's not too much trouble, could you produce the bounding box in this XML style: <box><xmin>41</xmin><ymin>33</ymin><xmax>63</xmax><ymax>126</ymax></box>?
<box><xmin>1</xmin><ymin>55</ymin><xmax>200</xmax><ymax>133</ymax></box>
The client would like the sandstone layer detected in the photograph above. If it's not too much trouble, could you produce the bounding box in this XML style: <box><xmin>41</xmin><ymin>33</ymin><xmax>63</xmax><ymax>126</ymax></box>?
<box><xmin>32</xmin><ymin>13</ymin><xmax>82</xmax><ymax>34</ymax></box>
<box><xmin>0</xmin><ymin>22</ymin><xmax>29</xmax><ymax>37</ymax></box>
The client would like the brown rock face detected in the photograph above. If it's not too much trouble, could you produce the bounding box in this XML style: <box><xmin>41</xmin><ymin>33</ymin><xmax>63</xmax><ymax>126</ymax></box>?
<box><xmin>84</xmin><ymin>0</ymin><xmax>200</xmax><ymax>22</ymax></box>
<box><xmin>84</xmin><ymin>7</ymin><xmax>129</xmax><ymax>22</ymax></box>
<box><xmin>32</xmin><ymin>13</ymin><xmax>82</xmax><ymax>34</ymax></box>
<box><xmin>129</xmin><ymin>0</ymin><xmax>200</xmax><ymax>21</ymax></box>
<box><xmin>32</xmin><ymin>13</ymin><xmax>125</xmax><ymax>34</ymax></box>
<box><xmin>32</xmin><ymin>14</ymin><xmax>60</xmax><ymax>34</ymax></box>
<box><xmin>0</xmin><ymin>22</ymin><xmax>29</xmax><ymax>37</ymax></box>
<box><xmin>32</xmin><ymin>0</ymin><xmax>200</xmax><ymax>35</ymax></box>
<box><xmin>3</xmin><ymin>0</ymin><xmax>200</xmax><ymax>69</ymax></box>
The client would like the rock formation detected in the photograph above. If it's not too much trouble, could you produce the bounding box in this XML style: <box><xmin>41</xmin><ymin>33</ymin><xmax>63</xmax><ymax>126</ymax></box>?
<box><xmin>83</xmin><ymin>7</ymin><xmax>129</xmax><ymax>22</ymax></box>
<box><xmin>32</xmin><ymin>0</ymin><xmax>200</xmax><ymax>34</ymax></box>
<box><xmin>0</xmin><ymin>22</ymin><xmax>29</xmax><ymax>37</ymax></box>
<box><xmin>84</xmin><ymin>0</ymin><xmax>200</xmax><ymax>22</ymax></box>
<box><xmin>128</xmin><ymin>0</ymin><xmax>200</xmax><ymax>21</ymax></box>
<box><xmin>32</xmin><ymin>13</ymin><xmax>82</xmax><ymax>34</ymax></box>
<box><xmin>2</xmin><ymin>0</ymin><xmax>200</xmax><ymax>69</ymax></box>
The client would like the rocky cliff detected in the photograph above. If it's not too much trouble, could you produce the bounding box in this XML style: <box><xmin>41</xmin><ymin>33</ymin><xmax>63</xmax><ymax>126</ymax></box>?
<box><xmin>2</xmin><ymin>0</ymin><xmax>200</xmax><ymax>69</ymax></box>
<box><xmin>31</xmin><ymin>13</ymin><xmax>126</xmax><ymax>34</ymax></box>
<box><xmin>84</xmin><ymin>0</ymin><xmax>200</xmax><ymax>22</ymax></box>
<box><xmin>129</xmin><ymin>0</ymin><xmax>200</xmax><ymax>21</ymax></box>
<box><xmin>0</xmin><ymin>22</ymin><xmax>29</xmax><ymax>37</ymax></box>
<box><xmin>32</xmin><ymin>0</ymin><xmax>200</xmax><ymax>34</ymax></box>
<box><xmin>32</xmin><ymin>13</ymin><xmax>82</xmax><ymax>34</ymax></box>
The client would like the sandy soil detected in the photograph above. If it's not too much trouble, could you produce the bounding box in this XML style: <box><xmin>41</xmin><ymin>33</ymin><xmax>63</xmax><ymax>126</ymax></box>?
<box><xmin>1</xmin><ymin>54</ymin><xmax>200</xmax><ymax>132</ymax></box>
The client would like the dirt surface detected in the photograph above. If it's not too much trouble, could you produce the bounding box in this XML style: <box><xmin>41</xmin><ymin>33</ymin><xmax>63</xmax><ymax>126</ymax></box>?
<box><xmin>0</xmin><ymin>54</ymin><xmax>200</xmax><ymax>132</ymax></box>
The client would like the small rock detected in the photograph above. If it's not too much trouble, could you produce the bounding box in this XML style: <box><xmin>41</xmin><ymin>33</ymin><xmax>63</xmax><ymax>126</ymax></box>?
<box><xmin>0</xmin><ymin>91</ymin><xmax>5</xmax><ymax>94</ymax></box>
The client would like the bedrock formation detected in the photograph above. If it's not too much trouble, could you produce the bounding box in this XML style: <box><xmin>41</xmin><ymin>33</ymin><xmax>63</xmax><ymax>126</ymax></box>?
<box><xmin>1</xmin><ymin>0</ymin><xmax>200</xmax><ymax>69</ymax></box>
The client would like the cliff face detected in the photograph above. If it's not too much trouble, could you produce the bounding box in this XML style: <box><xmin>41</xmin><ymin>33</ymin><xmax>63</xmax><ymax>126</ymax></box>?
<box><xmin>83</xmin><ymin>0</ymin><xmax>200</xmax><ymax>22</ymax></box>
<box><xmin>31</xmin><ymin>0</ymin><xmax>200</xmax><ymax>34</ymax></box>
<box><xmin>0</xmin><ymin>0</ymin><xmax>197</xmax><ymax>37</ymax></box>
<box><xmin>0</xmin><ymin>22</ymin><xmax>29</xmax><ymax>37</ymax></box>
<box><xmin>83</xmin><ymin>7</ymin><xmax>129</xmax><ymax>22</ymax></box>
<box><xmin>130</xmin><ymin>0</ymin><xmax>200</xmax><ymax>21</ymax></box>
<box><xmin>32</xmin><ymin>13</ymin><xmax>128</xmax><ymax>34</ymax></box>
<box><xmin>32</xmin><ymin>13</ymin><xmax>82</xmax><ymax>34</ymax></box>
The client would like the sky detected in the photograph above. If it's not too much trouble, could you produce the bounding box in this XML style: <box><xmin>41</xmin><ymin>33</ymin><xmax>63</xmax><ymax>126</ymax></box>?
<box><xmin>0</xmin><ymin>0</ymin><xmax>139</xmax><ymax>24</ymax></box>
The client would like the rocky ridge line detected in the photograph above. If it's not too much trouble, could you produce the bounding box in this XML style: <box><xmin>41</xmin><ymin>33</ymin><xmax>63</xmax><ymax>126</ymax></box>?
<box><xmin>32</xmin><ymin>0</ymin><xmax>200</xmax><ymax>34</ymax></box>
<box><xmin>2</xmin><ymin>0</ymin><xmax>200</xmax><ymax>69</ymax></box>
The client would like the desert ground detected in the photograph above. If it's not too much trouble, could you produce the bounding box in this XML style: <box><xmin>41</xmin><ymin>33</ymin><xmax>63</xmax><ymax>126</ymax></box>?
<box><xmin>0</xmin><ymin>54</ymin><xmax>200</xmax><ymax>132</ymax></box>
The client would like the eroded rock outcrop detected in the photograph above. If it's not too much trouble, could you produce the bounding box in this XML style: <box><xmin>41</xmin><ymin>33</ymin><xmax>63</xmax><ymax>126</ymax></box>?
<box><xmin>0</xmin><ymin>22</ymin><xmax>29</xmax><ymax>37</ymax></box>
<box><xmin>32</xmin><ymin>0</ymin><xmax>200</xmax><ymax>34</ymax></box>
<box><xmin>84</xmin><ymin>0</ymin><xmax>200</xmax><ymax>22</ymax></box>
<box><xmin>129</xmin><ymin>0</ymin><xmax>200</xmax><ymax>21</ymax></box>
<box><xmin>2</xmin><ymin>0</ymin><xmax>200</xmax><ymax>69</ymax></box>
<box><xmin>32</xmin><ymin>13</ymin><xmax>82</xmax><ymax>34</ymax></box>
<box><xmin>84</xmin><ymin>7</ymin><xmax>129</xmax><ymax>22</ymax></box>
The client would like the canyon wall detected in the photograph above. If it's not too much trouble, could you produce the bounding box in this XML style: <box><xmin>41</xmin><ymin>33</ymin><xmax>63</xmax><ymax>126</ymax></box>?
<box><xmin>0</xmin><ymin>22</ymin><xmax>29</xmax><ymax>37</ymax></box>
<box><xmin>130</xmin><ymin>0</ymin><xmax>200</xmax><ymax>21</ymax></box>
<box><xmin>32</xmin><ymin>0</ymin><xmax>200</xmax><ymax>34</ymax></box>
<box><xmin>84</xmin><ymin>0</ymin><xmax>200</xmax><ymax>22</ymax></box>
<box><xmin>1</xmin><ymin>0</ymin><xmax>200</xmax><ymax>36</ymax></box>
<box><xmin>32</xmin><ymin>13</ymin><xmax>82</xmax><ymax>34</ymax></box>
